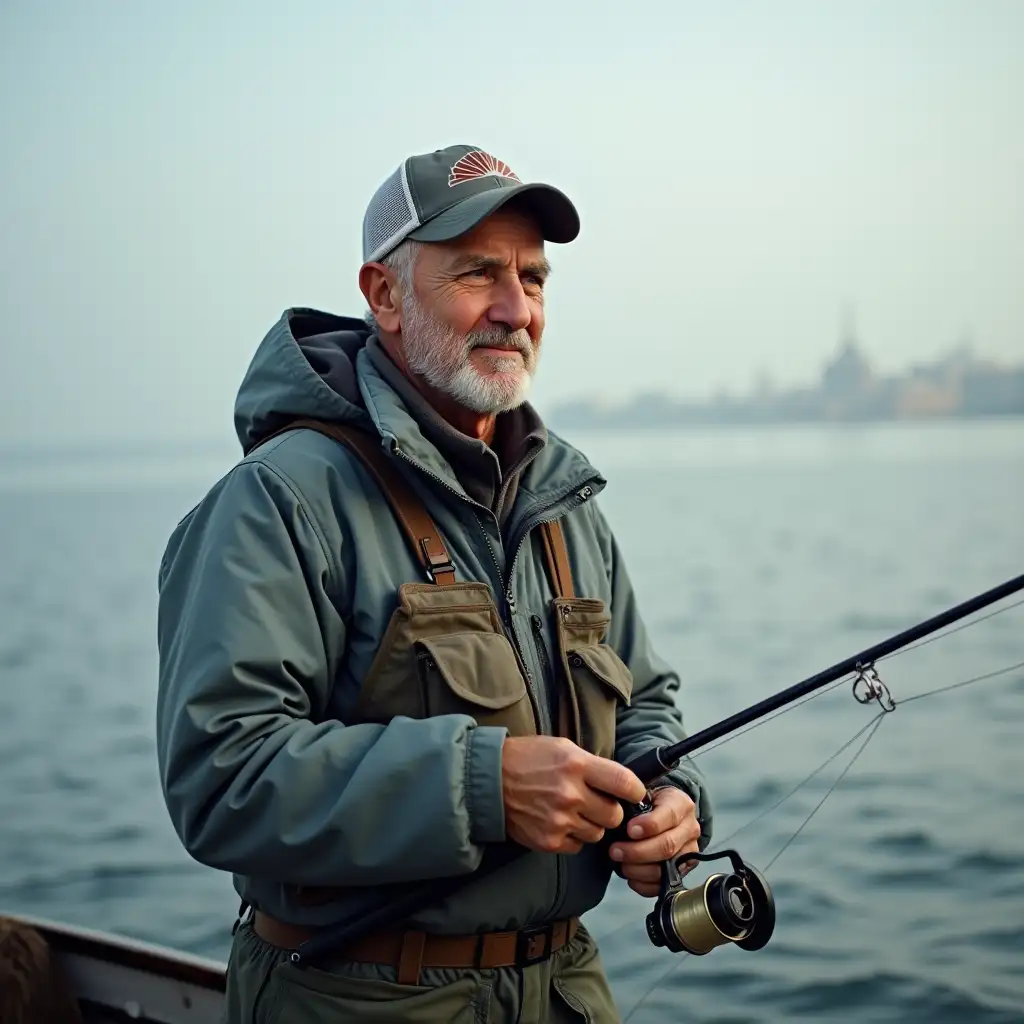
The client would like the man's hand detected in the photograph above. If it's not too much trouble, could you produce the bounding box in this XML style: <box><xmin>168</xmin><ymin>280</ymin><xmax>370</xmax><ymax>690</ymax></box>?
<box><xmin>501</xmin><ymin>736</ymin><xmax>647</xmax><ymax>854</ymax></box>
<box><xmin>608</xmin><ymin>786</ymin><xmax>701</xmax><ymax>897</ymax></box>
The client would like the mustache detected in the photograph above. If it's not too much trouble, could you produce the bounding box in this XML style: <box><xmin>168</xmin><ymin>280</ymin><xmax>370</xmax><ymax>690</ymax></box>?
<box><xmin>466</xmin><ymin>328</ymin><xmax>533</xmax><ymax>357</ymax></box>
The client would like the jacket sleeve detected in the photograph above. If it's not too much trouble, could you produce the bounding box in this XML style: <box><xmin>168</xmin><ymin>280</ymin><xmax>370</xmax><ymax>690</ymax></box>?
<box><xmin>590</xmin><ymin>502</ymin><xmax>714</xmax><ymax>850</ymax></box>
<box><xmin>156</xmin><ymin>457</ymin><xmax>507</xmax><ymax>888</ymax></box>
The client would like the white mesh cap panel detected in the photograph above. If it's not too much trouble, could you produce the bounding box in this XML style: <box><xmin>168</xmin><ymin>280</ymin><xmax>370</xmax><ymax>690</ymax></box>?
<box><xmin>362</xmin><ymin>162</ymin><xmax>419</xmax><ymax>263</ymax></box>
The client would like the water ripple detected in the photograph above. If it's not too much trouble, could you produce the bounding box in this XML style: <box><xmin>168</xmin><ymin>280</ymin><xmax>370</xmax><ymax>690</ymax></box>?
<box><xmin>779</xmin><ymin>969</ymin><xmax>1023</xmax><ymax>1022</ymax></box>
<box><xmin>869</xmin><ymin>828</ymin><xmax>935</xmax><ymax>853</ymax></box>
<box><xmin>952</xmin><ymin>850</ymin><xmax>1020</xmax><ymax>873</ymax></box>
<box><xmin>0</xmin><ymin>861</ymin><xmax>200</xmax><ymax>897</ymax></box>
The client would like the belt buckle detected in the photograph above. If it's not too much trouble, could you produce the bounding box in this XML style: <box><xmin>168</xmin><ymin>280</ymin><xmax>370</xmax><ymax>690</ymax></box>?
<box><xmin>515</xmin><ymin>924</ymin><xmax>554</xmax><ymax>967</ymax></box>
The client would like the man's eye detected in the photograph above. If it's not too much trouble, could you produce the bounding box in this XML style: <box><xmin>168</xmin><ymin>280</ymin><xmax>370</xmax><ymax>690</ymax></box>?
<box><xmin>464</xmin><ymin>268</ymin><xmax>490</xmax><ymax>279</ymax></box>
<box><xmin>524</xmin><ymin>274</ymin><xmax>545</xmax><ymax>287</ymax></box>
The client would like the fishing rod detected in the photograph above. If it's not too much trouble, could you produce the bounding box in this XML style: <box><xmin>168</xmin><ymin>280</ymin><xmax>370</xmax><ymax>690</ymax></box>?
<box><xmin>622</xmin><ymin>570</ymin><xmax>1024</xmax><ymax>958</ymax></box>
<box><xmin>289</xmin><ymin>571</ymin><xmax>1024</xmax><ymax>967</ymax></box>
<box><xmin>623</xmin><ymin>571</ymin><xmax>1024</xmax><ymax>783</ymax></box>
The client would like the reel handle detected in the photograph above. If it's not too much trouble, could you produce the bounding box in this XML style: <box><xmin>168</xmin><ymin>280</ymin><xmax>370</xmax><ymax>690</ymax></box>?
<box><xmin>660</xmin><ymin>849</ymin><xmax>687</xmax><ymax>895</ymax></box>
<box><xmin>623</xmin><ymin>790</ymin><xmax>654</xmax><ymax>824</ymax></box>
<box><xmin>609</xmin><ymin>790</ymin><xmax>655</xmax><ymax>867</ymax></box>
<box><xmin>647</xmin><ymin>849</ymin><xmax>777</xmax><ymax>955</ymax></box>
<box><xmin>658</xmin><ymin>848</ymin><xmax>742</xmax><ymax>902</ymax></box>
<box><xmin>616</xmin><ymin>798</ymin><xmax>776</xmax><ymax>956</ymax></box>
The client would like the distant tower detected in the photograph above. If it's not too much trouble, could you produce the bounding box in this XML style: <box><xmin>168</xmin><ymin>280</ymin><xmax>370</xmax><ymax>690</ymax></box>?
<box><xmin>949</xmin><ymin>329</ymin><xmax>975</xmax><ymax>368</ymax></box>
<box><xmin>841</xmin><ymin>303</ymin><xmax>857</xmax><ymax>349</ymax></box>
<box><xmin>822</xmin><ymin>303</ymin><xmax>872</xmax><ymax>398</ymax></box>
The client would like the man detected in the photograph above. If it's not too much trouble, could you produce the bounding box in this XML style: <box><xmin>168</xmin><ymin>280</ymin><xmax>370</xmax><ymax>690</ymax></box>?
<box><xmin>156</xmin><ymin>144</ymin><xmax>712</xmax><ymax>1023</ymax></box>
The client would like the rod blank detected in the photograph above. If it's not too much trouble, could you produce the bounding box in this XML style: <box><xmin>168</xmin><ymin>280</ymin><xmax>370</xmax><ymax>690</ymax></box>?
<box><xmin>626</xmin><ymin>572</ymin><xmax>1024</xmax><ymax>784</ymax></box>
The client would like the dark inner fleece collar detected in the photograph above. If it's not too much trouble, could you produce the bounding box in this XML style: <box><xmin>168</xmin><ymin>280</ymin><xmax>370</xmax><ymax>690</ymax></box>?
<box><xmin>365</xmin><ymin>335</ymin><xmax>547</xmax><ymax>527</ymax></box>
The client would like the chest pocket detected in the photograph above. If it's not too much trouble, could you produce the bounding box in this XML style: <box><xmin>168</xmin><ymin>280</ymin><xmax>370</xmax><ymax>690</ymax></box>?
<box><xmin>354</xmin><ymin>580</ymin><xmax>538</xmax><ymax>738</ymax></box>
<box><xmin>551</xmin><ymin>597</ymin><xmax>633</xmax><ymax>759</ymax></box>
<box><xmin>253</xmin><ymin>417</ymin><xmax>632</xmax><ymax>756</ymax></box>
<box><xmin>534</xmin><ymin>507</ymin><xmax>634</xmax><ymax>758</ymax></box>
<box><xmin>251</xmin><ymin>418</ymin><xmax>544</xmax><ymax>738</ymax></box>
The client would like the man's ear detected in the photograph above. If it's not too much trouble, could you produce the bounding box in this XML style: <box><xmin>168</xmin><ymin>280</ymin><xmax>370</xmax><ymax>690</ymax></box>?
<box><xmin>359</xmin><ymin>263</ymin><xmax>402</xmax><ymax>334</ymax></box>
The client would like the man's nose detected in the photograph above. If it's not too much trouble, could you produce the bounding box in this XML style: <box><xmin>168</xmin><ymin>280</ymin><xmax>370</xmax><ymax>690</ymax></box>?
<box><xmin>487</xmin><ymin>278</ymin><xmax>532</xmax><ymax>333</ymax></box>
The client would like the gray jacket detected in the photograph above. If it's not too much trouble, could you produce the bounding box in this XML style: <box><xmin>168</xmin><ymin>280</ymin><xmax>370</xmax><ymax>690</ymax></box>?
<box><xmin>156</xmin><ymin>309</ymin><xmax>712</xmax><ymax>933</ymax></box>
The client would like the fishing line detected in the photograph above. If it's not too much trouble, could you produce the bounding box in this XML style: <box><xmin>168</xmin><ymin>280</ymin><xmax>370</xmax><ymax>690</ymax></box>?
<box><xmin>763</xmin><ymin>711</ymin><xmax>885</xmax><ymax>872</ymax></box>
<box><xmin>692</xmin><ymin>655</ymin><xmax>1019</xmax><ymax>856</ymax></box>
<box><xmin>894</xmin><ymin>659</ymin><xmax>1024</xmax><ymax>706</ymax></box>
<box><xmin>708</xmin><ymin>712</ymin><xmax>886</xmax><ymax>851</ymax></box>
<box><xmin>620</xmin><ymin>712</ymin><xmax>887</xmax><ymax>1024</ymax></box>
<box><xmin>614</xmin><ymin>589</ymin><xmax>1024</xmax><ymax>1020</ymax></box>
<box><xmin>287</xmin><ymin>574</ymin><xmax>1024</xmax><ymax>970</ymax></box>
<box><xmin>621</xmin><ymin>951</ymin><xmax>689</xmax><ymax>1024</ymax></box>
<box><xmin>600</xmin><ymin>654</ymin><xmax>1024</xmax><ymax>1001</ymax></box>
<box><xmin>876</xmin><ymin>595</ymin><xmax>1024</xmax><ymax>664</ymax></box>
<box><xmin>594</xmin><ymin>714</ymin><xmax>883</xmax><ymax>954</ymax></box>
<box><xmin>688</xmin><ymin>596</ymin><xmax>1024</xmax><ymax>761</ymax></box>
<box><xmin>705</xmin><ymin>658</ymin><xmax>1024</xmax><ymax>854</ymax></box>
<box><xmin>689</xmin><ymin>677</ymin><xmax>850</xmax><ymax>760</ymax></box>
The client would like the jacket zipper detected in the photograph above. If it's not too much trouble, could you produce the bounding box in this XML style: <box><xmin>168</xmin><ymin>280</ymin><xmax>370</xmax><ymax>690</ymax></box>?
<box><xmin>505</xmin><ymin>486</ymin><xmax>596</xmax><ymax>923</ymax></box>
<box><xmin>473</xmin><ymin>515</ymin><xmax>545</xmax><ymax>732</ymax></box>
<box><xmin>528</xmin><ymin>609</ymin><xmax>565</xmax><ymax>927</ymax></box>
<box><xmin>528</xmin><ymin>611</ymin><xmax>557</xmax><ymax>737</ymax></box>
<box><xmin>391</xmin><ymin>442</ymin><xmax>598</xmax><ymax>922</ymax></box>
<box><xmin>415</xmin><ymin>648</ymin><xmax>438</xmax><ymax>717</ymax></box>
<box><xmin>389</xmin><ymin>443</ymin><xmax>540</xmax><ymax>708</ymax></box>
<box><xmin>390</xmin><ymin>439</ymin><xmax>597</xmax><ymax>598</ymax></box>
<box><xmin>504</xmin><ymin>484</ymin><xmax>596</xmax><ymax>596</ymax></box>
<box><xmin>390</xmin><ymin>442</ymin><xmax>597</xmax><ymax>716</ymax></box>
<box><xmin>529</xmin><ymin>614</ymin><xmax>553</xmax><ymax>687</ymax></box>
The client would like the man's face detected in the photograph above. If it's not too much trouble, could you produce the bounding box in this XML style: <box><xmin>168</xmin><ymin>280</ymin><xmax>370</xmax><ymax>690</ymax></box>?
<box><xmin>399</xmin><ymin>208</ymin><xmax>550</xmax><ymax>414</ymax></box>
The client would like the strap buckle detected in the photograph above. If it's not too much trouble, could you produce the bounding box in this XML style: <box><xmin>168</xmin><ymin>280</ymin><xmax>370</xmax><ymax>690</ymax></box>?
<box><xmin>420</xmin><ymin>537</ymin><xmax>455</xmax><ymax>583</ymax></box>
<box><xmin>515</xmin><ymin>924</ymin><xmax>555</xmax><ymax>967</ymax></box>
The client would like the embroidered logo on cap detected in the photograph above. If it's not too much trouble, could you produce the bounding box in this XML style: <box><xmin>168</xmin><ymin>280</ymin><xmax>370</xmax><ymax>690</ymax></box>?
<box><xmin>448</xmin><ymin>150</ymin><xmax>521</xmax><ymax>187</ymax></box>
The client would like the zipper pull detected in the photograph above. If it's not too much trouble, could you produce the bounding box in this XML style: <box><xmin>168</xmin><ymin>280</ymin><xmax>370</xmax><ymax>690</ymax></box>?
<box><xmin>577</xmin><ymin>485</ymin><xmax>593</xmax><ymax>502</ymax></box>
<box><xmin>506</xmin><ymin>588</ymin><xmax>517</xmax><ymax>616</ymax></box>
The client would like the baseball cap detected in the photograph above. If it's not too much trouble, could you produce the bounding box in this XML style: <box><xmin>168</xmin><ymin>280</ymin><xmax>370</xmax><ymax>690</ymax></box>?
<box><xmin>362</xmin><ymin>144</ymin><xmax>580</xmax><ymax>264</ymax></box>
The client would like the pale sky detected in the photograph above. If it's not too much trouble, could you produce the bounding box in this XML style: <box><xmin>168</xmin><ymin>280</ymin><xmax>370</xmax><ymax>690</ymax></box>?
<box><xmin>1</xmin><ymin>0</ymin><xmax>1021</xmax><ymax>446</ymax></box>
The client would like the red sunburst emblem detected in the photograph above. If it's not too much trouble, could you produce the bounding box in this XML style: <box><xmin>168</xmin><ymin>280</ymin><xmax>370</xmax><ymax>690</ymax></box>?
<box><xmin>448</xmin><ymin>150</ymin><xmax>521</xmax><ymax>187</ymax></box>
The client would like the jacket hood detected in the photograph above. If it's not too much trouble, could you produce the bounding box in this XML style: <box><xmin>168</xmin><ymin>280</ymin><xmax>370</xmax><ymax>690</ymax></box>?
<box><xmin>234</xmin><ymin>308</ymin><xmax>373</xmax><ymax>453</ymax></box>
<box><xmin>233</xmin><ymin>308</ymin><xmax>606</xmax><ymax>518</ymax></box>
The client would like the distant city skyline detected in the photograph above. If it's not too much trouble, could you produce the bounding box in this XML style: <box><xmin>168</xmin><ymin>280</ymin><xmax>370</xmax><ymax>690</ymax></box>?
<box><xmin>551</xmin><ymin>331</ymin><xmax>1024</xmax><ymax>428</ymax></box>
<box><xmin>602</xmin><ymin>306</ymin><xmax>1012</xmax><ymax>403</ymax></box>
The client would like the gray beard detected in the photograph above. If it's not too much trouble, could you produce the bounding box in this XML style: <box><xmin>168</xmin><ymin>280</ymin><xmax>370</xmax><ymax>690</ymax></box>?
<box><xmin>401</xmin><ymin>294</ymin><xmax>538</xmax><ymax>414</ymax></box>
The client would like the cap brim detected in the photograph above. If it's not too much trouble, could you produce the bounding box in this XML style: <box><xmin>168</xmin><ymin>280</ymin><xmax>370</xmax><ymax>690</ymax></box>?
<box><xmin>407</xmin><ymin>183</ymin><xmax>580</xmax><ymax>246</ymax></box>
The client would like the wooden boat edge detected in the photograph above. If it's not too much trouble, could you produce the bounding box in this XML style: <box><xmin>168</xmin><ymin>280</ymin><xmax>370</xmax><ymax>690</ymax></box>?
<box><xmin>8</xmin><ymin>910</ymin><xmax>228</xmax><ymax>990</ymax></box>
<box><xmin>2</xmin><ymin>911</ymin><xmax>227</xmax><ymax>1023</ymax></box>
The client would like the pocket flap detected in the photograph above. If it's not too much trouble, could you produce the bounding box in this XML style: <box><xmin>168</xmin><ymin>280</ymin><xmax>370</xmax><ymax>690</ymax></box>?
<box><xmin>569</xmin><ymin>644</ymin><xmax>634</xmax><ymax>704</ymax></box>
<box><xmin>417</xmin><ymin>633</ymin><xmax>528</xmax><ymax>710</ymax></box>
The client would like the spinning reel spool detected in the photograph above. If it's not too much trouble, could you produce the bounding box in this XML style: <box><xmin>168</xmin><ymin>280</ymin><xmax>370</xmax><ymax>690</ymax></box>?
<box><xmin>645</xmin><ymin>849</ymin><xmax>775</xmax><ymax>955</ymax></box>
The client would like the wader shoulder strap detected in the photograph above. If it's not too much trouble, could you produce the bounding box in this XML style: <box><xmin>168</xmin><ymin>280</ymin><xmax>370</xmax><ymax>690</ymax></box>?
<box><xmin>539</xmin><ymin>518</ymin><xmax>578</xmax><ymax>741</ymax></box>
<box><xmin>250</xmin><ymin>418</ymin><xmax>576</xmax><ymax>598</ymax></box>
<box><xmin>250</xmin><ymin>418</ymin><xmax>456</xmax><ymax>586</ymax></box>
<box><xmin>539</xmin><ymin>520</ymin><xmax>575</xmax><ymax>600</ymax></box>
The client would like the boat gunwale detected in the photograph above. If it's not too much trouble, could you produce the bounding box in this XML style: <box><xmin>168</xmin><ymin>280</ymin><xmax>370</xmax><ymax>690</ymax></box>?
<box><xmin>3</xmin><ymin>911</ymin><xmax>228</xmax><ymax>994</ymax></box>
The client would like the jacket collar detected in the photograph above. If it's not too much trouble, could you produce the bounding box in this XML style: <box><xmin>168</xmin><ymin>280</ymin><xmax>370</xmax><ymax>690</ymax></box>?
<box><xmin>355</xmin><ymin>346</ymin><xmax>606</xmax><ymax>518</ymax></box>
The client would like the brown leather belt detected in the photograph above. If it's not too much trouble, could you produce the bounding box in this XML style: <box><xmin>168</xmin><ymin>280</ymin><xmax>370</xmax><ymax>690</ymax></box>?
<box><xmin>252</xmin><ymin>911</ymin><xmax>580</xmax><ymax>985</ymax></box>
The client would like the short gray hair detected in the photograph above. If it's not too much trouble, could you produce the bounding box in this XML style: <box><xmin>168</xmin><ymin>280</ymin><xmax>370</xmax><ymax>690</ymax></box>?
<box><xmin>363</xmin><ymin>239</ymin><xmax>421</xmax><ymax>331</ymax></box>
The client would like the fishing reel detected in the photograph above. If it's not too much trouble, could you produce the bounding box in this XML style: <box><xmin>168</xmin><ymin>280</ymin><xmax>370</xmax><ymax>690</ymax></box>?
<box><xmin>646</xmin><ymin>848</ymin><xmax>775</xmax><ymax>955</ymax></box>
